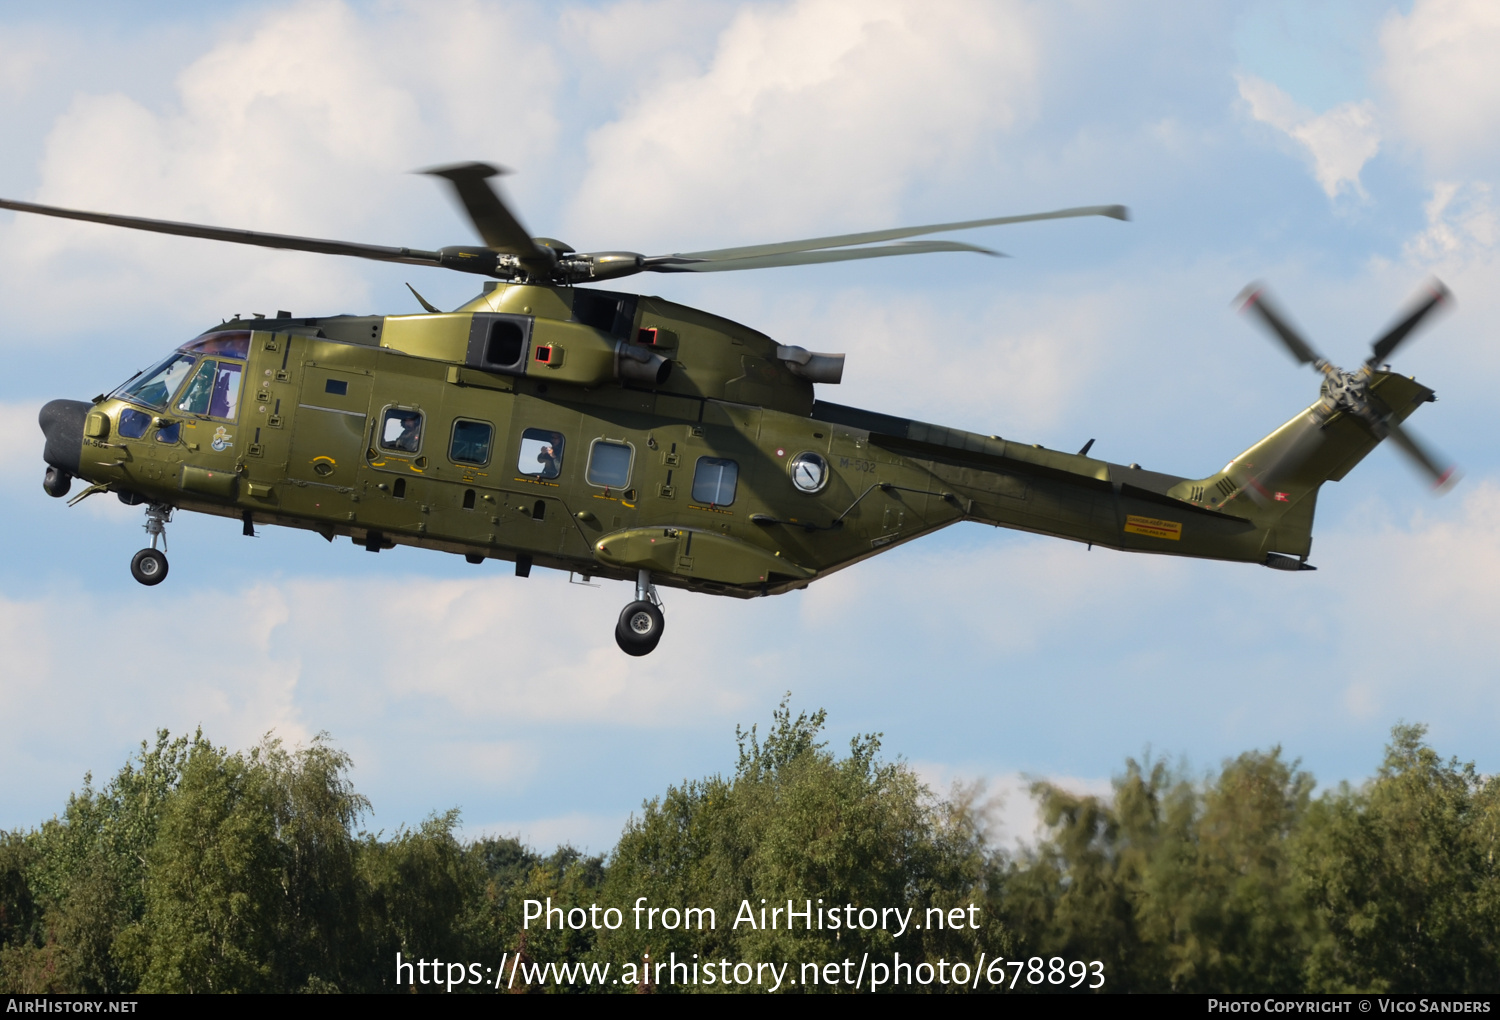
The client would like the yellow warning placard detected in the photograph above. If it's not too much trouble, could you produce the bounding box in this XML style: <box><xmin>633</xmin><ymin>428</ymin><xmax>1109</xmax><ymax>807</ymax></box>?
<box><xmin>1124</xmin><ymin>515</ymin><xmax>1182</xmax><ymax>540</ymax></box>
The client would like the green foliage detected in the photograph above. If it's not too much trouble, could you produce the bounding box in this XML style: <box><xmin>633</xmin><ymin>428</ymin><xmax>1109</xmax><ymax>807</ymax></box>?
<box><xmin>0</xmin><ymin>711</ymin><xmax>1495</xmax><ymax>994</ymax></box>
<box><xmin>997</xmin><ymin>727</ymin><xmax>1500</xmax><ymax>993</ymax></box>
<box><xmin>596</xmin><ymin>696</ymin><xmax>1010</xmax><ymax>989</ymax></box>
<box><xmin>1297</xmin><ymin>724</ymin><xmax>1500</xmax><ymax>993</ymax></box>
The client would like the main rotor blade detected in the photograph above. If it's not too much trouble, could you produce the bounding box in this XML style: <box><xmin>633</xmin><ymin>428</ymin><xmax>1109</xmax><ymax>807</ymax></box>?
<box><xmin>1367</xmin><ymin>279</ymin><xmax>1451</xmax><ymax>367</ymax></box>
<box><xmin>644</xmin><ymin>239</ymin><xmax>1003</xmax><ymax>273</ymax></box>
<box><xmin>1384</xmin><ymin>419</ymin><xmax>1459</xmax><ymax>491</ymax></box>
<box><xmin>0</xmin><ymin>196</ymin><xmax>442</xmax><ymax>266</ymax></box>
<box><xmin>419</xmin><ymin>162</ymin><xmax>548</xmax><ymax>262</ymax></box>
<box><xmin>662</xmin><ymin>204</ymin><xmax>1127</xmax><ymax>263</ymax></box>
<box><xmin>1237</xmin><ymin>283</ymin><xmax>1324</xmax><ymax>366</ymax></box>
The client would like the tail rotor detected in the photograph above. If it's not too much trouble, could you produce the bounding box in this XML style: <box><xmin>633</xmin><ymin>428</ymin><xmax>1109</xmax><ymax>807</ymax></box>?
<box><xmin>1234</xmin><ymin>280</ymin><xmax>1458</xmax><ymax>497</ymax></box>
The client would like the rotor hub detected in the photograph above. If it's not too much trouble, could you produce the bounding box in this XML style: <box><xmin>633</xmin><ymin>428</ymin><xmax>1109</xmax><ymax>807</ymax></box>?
<box><xmin>1319</xmin><ymin>365</ymin><xmax>1370</xmax><ymax>416</ymax></box>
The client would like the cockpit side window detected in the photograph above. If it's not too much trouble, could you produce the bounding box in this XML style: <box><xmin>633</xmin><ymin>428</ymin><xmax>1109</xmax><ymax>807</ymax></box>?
<box><xmin>208</xmin><ymin>363</ymin><xmax>242</xmax><ymax>419</ymax></box>
<box><xmin>121</xmin><ymin>353</ymin><xmax>196</xmax><ymax>409</ymax></box>
<box><xmin>175</xmin><ymin>360</ymin><xmax>244</xmax><ymax>420</ymax></box>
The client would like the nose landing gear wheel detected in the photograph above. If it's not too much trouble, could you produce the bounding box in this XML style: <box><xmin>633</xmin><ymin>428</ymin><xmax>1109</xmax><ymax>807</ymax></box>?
<box><xmin>615</xmin><ymin>600</ymin><xmax>664</xmax><ymax>656</ymax></box>
<box><xmin>130</xmin><ymin>548</ymin><xmax>169</xmax><ymax>586</ymax></box>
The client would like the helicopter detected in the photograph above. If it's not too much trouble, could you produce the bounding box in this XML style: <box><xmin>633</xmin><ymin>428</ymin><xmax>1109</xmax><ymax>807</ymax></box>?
<box><xmin>11</xmin><ymin>163</ymin><xmax>1456</xmax><ymax>655</ymax></box>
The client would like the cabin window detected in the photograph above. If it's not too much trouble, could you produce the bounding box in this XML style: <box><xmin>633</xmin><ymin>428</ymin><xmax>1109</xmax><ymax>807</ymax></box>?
<box><xmin>155</xmin><ymin>422</ymin><xmax>181</xmax><ymax>445</ymax></box>
<box><xmin>449</xmin><ymin>419</ymin><xmax>493</xmax><ymax>466</ymax></box>
<box><xmin>325</xmin><ymin>378</ymin><xmax>348</xmax><ymax>396</ymax></box>
<box><xmin>121</xmin><ymin>353</ymin><xmax>196</xmax><ymax>409</ymax></box>
<box><xmin>380</xmin><ymin>408</ymin><xmax>424</xmax><ymax>453</ymax></box>
<box><xmin>517</xmin><ymin>428</ymin><xmax>565</xmax><ymax>479</ymax></box>
<box><xmin>175</xmin><ymin>360</ymin><xmax>244</xmax><ymax>420</ymax></box>
<box><xmin>586</xmin><ymin>440</ymin><xmax>634</xmax><ymax>489</ymax></box>
<box><xmin>692</xmin><ymin>456</ymin><xmax>739</xmax><ymax>506</ymax></box>
<box><xmin>118</xmin><ymin>407</ymin><xmax>152</xmax><ymax>439</ymax></box>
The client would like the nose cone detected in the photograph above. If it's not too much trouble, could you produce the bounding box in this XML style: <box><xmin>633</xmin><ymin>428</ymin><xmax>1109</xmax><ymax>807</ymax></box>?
<box><xmin>39</xmin><ymin>399</ymin><xmax>89</xmax><ymax>475</ymax></box>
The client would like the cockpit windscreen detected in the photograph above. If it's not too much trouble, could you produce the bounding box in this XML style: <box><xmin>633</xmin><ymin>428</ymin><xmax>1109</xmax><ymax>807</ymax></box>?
<box><xmin>120</xmin><ymin>353</ymin><xmax>196</xmax><ymax>409</ymax></box>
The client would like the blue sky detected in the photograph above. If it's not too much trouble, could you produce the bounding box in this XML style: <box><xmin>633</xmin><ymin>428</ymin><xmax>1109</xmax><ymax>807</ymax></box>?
<box><xmin>2</xmin><ymin>0</ymin><xmax>1497</xmax><ymax>850</ymax></box>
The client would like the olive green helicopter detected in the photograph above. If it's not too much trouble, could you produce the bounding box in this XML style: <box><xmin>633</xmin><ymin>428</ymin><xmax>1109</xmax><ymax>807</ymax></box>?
<box><xmin>11</xmin><ymin>163</ymin><xmax>1456</xmax><ymax>655</ymax></box>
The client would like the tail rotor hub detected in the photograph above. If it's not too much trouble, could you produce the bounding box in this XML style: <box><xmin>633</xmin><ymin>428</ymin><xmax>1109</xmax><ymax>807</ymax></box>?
<box><xmin>1318</xmin><ymin>364</ymin><xmax>1371</xmax><ymax>418</ymax></box>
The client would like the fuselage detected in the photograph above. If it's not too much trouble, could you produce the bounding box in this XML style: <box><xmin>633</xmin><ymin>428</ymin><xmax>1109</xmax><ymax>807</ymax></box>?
<box><xmin>39</xmin><ymin>282</ymin><xmax>1433</xmax><ymax>597</ymax></box>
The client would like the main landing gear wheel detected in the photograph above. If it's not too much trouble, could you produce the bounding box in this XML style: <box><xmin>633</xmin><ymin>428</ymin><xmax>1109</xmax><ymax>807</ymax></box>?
<box><xmin>615</xmin><ymin>601</ymin><xmax>664</xmax><ymax>656</ymax></box>
<box><xmin>130</xmin><ymin>548</ymin><xmax>168</xmax><ymax>586</ymax></box>
<box><xmin>615</xmin><ymin>568</ymin><xmax>665</xmax><ymax>656</ymax></box>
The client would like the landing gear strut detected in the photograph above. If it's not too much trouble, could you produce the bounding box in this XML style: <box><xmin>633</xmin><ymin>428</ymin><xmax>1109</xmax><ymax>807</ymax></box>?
<box><xmin>615</xmin><ymin>569</ymin><xmax>665</xmax><ymax>656</ymax></box>
<box><xmin>130</xmin><ymin>503</ymin><xmax>173</xmax><ymax>586</ymax></box>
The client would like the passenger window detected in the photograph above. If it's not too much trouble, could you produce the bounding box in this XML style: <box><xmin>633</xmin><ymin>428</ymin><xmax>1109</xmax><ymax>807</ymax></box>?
<box><xmin>517</xmin><ymin>428</ymin><xmax>565</xmax><ymax>479</ymax></box>
<box><xmin>381</xmin><ymin>409</ymin><xmax>423</xmax><ymax>453</ymax></box>
<box><xmin>586</xmin><ymin>440</ymin><xmax>633</xmax><ymax>488</ymax></box>
<box><xmin>450</xmin><ymin>419</ymin><xmax>493</xmax><ymax>465</ymax></box>
<box><xmin>175</xmin><ymin>360</ymin><xmax>243</xmax><ymax>420</ymax></box>
<box><xmin>692</xmin><ymin>456</ymin><xmax>739</xmax><ymax>506</ymax></box>
<box><xmin>155</xmin><ymin>422</ymin><xmax>181</xmax><ymax>444</ymax></box>
<box><xmin>118</xmin><ymin>407</ymin><xmax>152</xmax><ymax>439</ymax></box>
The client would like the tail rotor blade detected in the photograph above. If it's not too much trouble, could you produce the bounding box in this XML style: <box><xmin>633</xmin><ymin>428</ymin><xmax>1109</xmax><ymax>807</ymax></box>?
<box><xmin>1367</xmin><ymin>279</ymin><xmax>1452</xmax><ymax>367</ymax></box>
<box><xmin>1384</xmin><ymin>420</ymin><xmax>1459</xmax><ymax>492</ymax></box>
<box><xmin>1236</xmin><ymin>283</ymin><xmax>1324</xmax><ymax>366</ymax></box>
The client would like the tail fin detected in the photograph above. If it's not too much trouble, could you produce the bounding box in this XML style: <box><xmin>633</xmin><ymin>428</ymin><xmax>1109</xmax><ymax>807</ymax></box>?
<box><xmin>1179</xmin><ymin>371</ymin><xmax>1436</xmax><ymax>559</ymax></box>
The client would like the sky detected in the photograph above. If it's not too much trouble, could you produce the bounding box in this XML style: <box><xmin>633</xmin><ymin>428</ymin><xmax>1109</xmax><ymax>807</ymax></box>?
<box><xmin>2</xmin><ymin>0</ymin><xmax>1498</xmax><ymax>852</ymax></box>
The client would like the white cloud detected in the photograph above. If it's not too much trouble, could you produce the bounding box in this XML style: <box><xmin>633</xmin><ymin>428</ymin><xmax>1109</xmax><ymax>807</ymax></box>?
<box><xmin>0</xmin><ymin>31</ymin><xmax>47</xmax><ymax>102</ymax></box>
<box><xmin>1404</xmin><ymin>181</ymin><xmax>1498</xmax><ymax>267</ymax></box>
<box><xmin>558</xmin><ymin>0</ymin><xmax>736</xmax><ymax>97</ymax></box>
<box><xmin>564</xmin><ymin>0</ymin><xmax>1040</xmax><ymax>251</ymax></box>
<box><xmin>911</xmin><ymin>762</ymin><xmax>1112</xmax><ymax>851</ymax></box>
<box><xmin>1237</xmin><ymin>73</ymin><xmax>1380</xmax><ymax>200</ymax></box>
<box><xmin>726</xmin><ymin>282</ymin><xmax>1127</xmax><ymax>439</ymax></box>
<box><xmin>1388</xmin><ymin>181</ymin><xmax>1500</xmax><ymax>381</ymax></box>
<box><xmin>1380</xmin><ymin>0</ymin><xmax>1500</xmax><ymax>174</ymax></box>
<box><xmin>0</xmin><ymin>565</ymin><xmax>777</xmax><ymax>782</ymax></box>
<box><xmin>0</xmin><ymin>0</ymin><xmax>561</xmax><ymax>336</ymax></box>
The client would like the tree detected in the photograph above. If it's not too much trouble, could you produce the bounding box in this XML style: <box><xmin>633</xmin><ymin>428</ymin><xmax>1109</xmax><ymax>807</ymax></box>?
<box><xmin>596</xmin><ymin>697</ymin><xmax>1011</xmax><ymax>991</ymax></box>
<box><xmin>1297</xmin><ymin>724</ymin><xmax>1500</xmax><ymax>993</ymax></box>
<box><xmin>997</xmin><ymin>749</ymin><xmax>1316</xmax><ymax>992</ymax></box>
